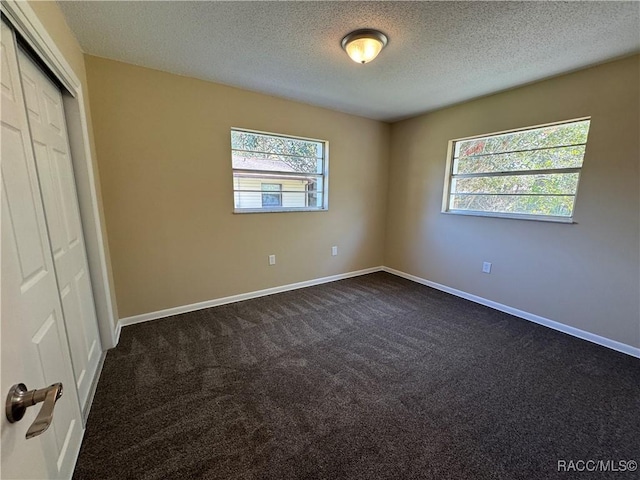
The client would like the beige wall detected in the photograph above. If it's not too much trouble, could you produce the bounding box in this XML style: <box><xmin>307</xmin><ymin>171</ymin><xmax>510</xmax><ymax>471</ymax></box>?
<box><xmin>386</xmin><ymin>55</ymin><xmax>640</xmax><ymax>348</ymax></box>
<box><xmin>27</xmin><ymin>1</ymin><xmax>119</xmax><ymax>321</ymax></box>
<box><xmin>84</xmin><ymin>56</ymin><xmax>390</xmax><ymax>318</ymax></box>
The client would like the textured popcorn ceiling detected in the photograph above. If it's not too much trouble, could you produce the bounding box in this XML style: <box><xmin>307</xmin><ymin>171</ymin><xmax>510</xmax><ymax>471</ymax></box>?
<box><xmin>58</xmin><ymin>1</ymin><xmax>640</xmax><ymax>122</ymax></box>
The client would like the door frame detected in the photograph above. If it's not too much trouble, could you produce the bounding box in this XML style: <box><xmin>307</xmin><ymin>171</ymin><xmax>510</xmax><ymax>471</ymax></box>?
<box><xmin>1</xmin><ymin>0</ymin><xmax>117</xmax><ymax>350</ymax></box>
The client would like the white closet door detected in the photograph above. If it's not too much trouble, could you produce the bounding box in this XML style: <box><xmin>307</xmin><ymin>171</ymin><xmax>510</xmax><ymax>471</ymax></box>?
<box><xmin>17</xmin><ymin>48</ymin><xmax>101</xmax><ymax>411</ymax></box>
<box><xmin>1</xmin><ymin>20</ymin><xmax>83</xmax><ymax>479</ymax></box>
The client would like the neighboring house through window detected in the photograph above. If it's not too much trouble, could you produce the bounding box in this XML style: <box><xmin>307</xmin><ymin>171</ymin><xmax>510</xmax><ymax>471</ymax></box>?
<box><xmin>231</xmin><ymin>128</ymin><xmax>328</xmax><ymax>213</ymax></box>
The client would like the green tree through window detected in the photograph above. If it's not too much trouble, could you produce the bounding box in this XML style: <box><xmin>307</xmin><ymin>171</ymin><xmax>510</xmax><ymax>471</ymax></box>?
<box><xmin>443</xmin><ymin>118</ymin><xmax>591</xmax><ymax>221</ymax></box>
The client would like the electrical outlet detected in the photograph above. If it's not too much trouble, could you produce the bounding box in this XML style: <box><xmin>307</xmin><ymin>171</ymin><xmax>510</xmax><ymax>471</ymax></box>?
<box><xmin>482</xmin><ymin>261</ymin><xmax>492</xmax><ymax>274</ymax></box>
<box><xmin>268</xmin><ymin>255</ymin><xmax>276</xmax><ymax>266</ymax></box>
<box><xmin>331</xmin><ymin>246</ymin><xmax>338</xmax><ymax>256</ymax></box>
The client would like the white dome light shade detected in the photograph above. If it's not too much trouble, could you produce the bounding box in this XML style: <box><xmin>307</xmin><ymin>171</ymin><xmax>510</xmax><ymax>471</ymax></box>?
<box><xmin>341</xmin><ymin>29</ymin><xmax>388</xmax><ymax>64</ymax></box>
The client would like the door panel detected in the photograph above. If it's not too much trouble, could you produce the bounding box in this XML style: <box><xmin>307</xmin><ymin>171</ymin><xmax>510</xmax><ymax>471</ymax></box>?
<box><xmin>17</xmin><ymin>49</ymin><xmax>101</xmax><ymax>411</ymax></box>
<box><xmin>1</xmin><ymin>125</ymin><xmax>47</xmax><ymax>278</ymax></box>
<box><xmin>1</xmin><ymin>20</ymin><xmax>82</xmax><ymax>479</ymax></box>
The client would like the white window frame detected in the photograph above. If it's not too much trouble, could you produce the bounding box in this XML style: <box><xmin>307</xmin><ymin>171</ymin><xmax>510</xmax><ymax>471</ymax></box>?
<box><xmin>231</xmin><ymin>128</ymin><xmax>329</xmax><ymax>213</ymax></box>
<box><xmin>442</xmin><ymin>117</ymin><xmax>591</xmax><ymax>223</ymax></box>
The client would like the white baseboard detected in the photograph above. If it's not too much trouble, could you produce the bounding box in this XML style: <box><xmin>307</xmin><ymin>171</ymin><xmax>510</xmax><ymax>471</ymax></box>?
<box><xmin>118</xmin><ymin>266</ymin><xmax>384</xmax><ymax>328</ymax></box>
<box><xmin>113</xmin><ymin>265</ymin><xmax>639</xmax><ymax>359</ymax></box>
<box><xmin>382</xmin><ymin>267</ymin><xmax>640</xmax><ymax>359</ymax></box>
<box><xmin>114</xmin><ymin>320</ymin><xmax>122</xmax><ymax>345</ymax></box>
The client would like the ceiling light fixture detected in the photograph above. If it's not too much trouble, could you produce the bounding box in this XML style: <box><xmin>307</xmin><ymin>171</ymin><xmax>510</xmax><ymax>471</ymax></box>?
<box><xmin>341</xmin><ymin>29</ymin><xmax>388</xmax><ymax>64</ymax></box>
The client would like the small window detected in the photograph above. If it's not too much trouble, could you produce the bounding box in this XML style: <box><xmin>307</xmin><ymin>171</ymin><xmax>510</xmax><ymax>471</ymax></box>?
<box><xmin>261</xmin><ymin>183</ymin><xmax>282</xmax><ymax>207</ymax></box>
<box><xmin>231</xmin><ymin>128</ymin><xmax>328</xmax><ymax>213</ymax></box>
<box><xmin>442</xmin><ymin>118</ymin><xmax>591</xmax><ymax>222</ymax></box>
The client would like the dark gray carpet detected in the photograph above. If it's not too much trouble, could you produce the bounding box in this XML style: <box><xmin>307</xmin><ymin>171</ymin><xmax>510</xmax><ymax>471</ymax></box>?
<box><xmin>73</xmin><ymin>272</ymin><xmax>639</xmax><ymax>480</ymax></box>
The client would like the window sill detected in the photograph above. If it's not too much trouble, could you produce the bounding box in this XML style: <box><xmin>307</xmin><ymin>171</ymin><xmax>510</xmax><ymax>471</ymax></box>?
<box><xmin>442</xmin><ymin>209</ymin><xmax>576</xmax><ymax>224</ymax></box>
<box><xmin>233</xmin><ymin>207</ymin><xmax>328</xmax><ymax>214</ymax></box>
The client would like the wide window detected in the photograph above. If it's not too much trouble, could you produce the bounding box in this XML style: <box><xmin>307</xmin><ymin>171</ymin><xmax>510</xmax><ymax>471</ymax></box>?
<box><xmin>443</xmin><ymin>118</ymin><xmax>591</xmax><ymax>222</ymax></box>
<box><xmin>231</xmin><ymin>128</ymin><xmax>328</xmax><ymax>213</ymax></box>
